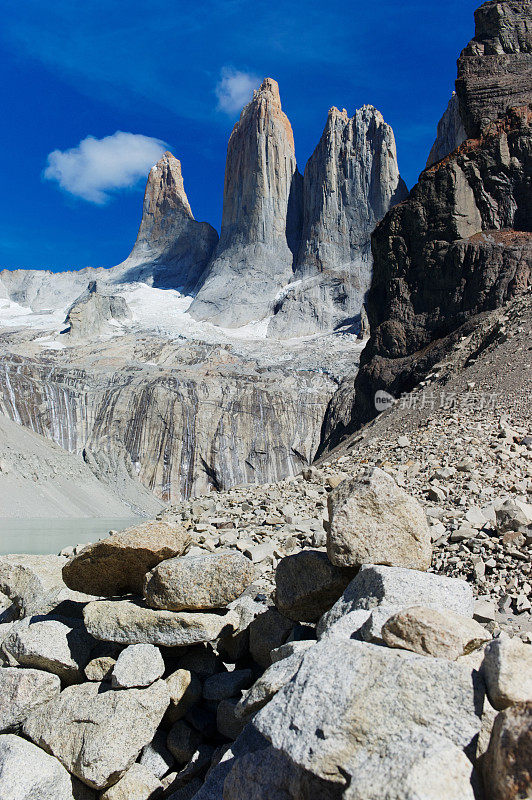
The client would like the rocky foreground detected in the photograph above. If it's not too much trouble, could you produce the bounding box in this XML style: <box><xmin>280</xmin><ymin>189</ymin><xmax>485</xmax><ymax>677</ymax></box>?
<box><xmin>0</xmin><ymin>439</ymin><xmax>530</xmax><ymax>800</ymax></box>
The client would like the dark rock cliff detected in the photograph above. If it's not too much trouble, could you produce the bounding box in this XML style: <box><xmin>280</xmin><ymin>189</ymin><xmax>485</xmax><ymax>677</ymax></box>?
<box><xmin>320</xmin><ymin>0</ymin><xmax>532</xmax><ymax>451</ymax></box>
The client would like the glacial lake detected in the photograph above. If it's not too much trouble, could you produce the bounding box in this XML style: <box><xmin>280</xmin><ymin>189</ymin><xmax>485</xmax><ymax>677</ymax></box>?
<box><xmin>0</xmin><ymin>517</ymin><xmax>143</xmax><ymax>555</ymax></box>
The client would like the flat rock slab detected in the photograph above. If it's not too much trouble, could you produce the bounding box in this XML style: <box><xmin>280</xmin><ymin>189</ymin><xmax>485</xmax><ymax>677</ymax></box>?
<box><xmin>382</xmin><ymin>606</ymin><xmax>491</xmax><ymax>660</ymax></box>
<box><xmin>2</xmin><ymin>616</ymin><xmax>95</xmax><ymax>684</ymax></box>
<box><xmin>0</xmin><ymin>667</ymin><xmax>60</xmax><ymax>732</ymax></box>
<box><xmin>327</xmin><ymin>467</ymin><xmax>432</xmax><ymax>570</ymax></box>
<box><xmin>84</xmin><ymin>599</ymin><xmax>239</xmax><ymax>647</ymax></box>
<box><xmin>23</xmin><ymin>679</ymin><xmax>170</xmax><ymax>790</ymax></box>
<box><xmin>0</xmin><ymin>733</ymin><xmax>78</xmax><ymax>800</ymax></box>
<box><xmin>62</xmin><ymin>521</ymin><xmax>190</xmax><ymax>596</ymax></box>
<box><xmin>275</xmin><ymin>550</ymin><xmax>354</xmax><ymax>622</ymax></box>
<box><xmin>111</xmin><ymin>643</ymin><xmax>165</xmax><ymax>688</ymax></box>
<box><xmin>254</xmin><ymin>639</ymin><xmax>483</xmax><ymax>797</ymax></box>
<box><xmin>144</xmin><ymin>551</ymin><xmax>254</xmax><ymax>611</ymax></box>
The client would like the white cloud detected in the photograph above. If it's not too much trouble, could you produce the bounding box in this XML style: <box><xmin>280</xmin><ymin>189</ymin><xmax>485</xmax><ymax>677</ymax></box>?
<box><xmin>44</xmin><ymin>131</ymin><xmax>168</xmax><ymax>204</ymax></box>
<box><xmin>215</xmin><ymin>67</ymin><xmax>261</xmax><ymax>115</ymax></box>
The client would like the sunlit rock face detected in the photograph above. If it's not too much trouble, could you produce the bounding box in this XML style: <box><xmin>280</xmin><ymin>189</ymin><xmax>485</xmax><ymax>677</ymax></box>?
<box><xmin>426</xmin><ymin>93</ymin><xmax>467</xmax><ymax>168</ymax></box>
<box><xmin>189</xmin><ymin>78</ymin><xmax>302</xmax><ymax>328</ymax></box>
<box><xmin>0</xmin><ymin>338</ymin><xmax>340</xmax><ymax>503</ymax></box>
<box><xmin>268</xmin><ymin>105</ymin><xmax>408</xmax><ymax>338</ymax></box>
<box><xmin>115</xmin><ymin>151</ymin><xmax>219</xmax><ymax>292</ymax></box>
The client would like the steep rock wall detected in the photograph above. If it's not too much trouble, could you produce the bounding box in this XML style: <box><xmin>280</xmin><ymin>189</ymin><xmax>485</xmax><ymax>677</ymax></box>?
<box><xmin>189</xmin><ymin>78</ymin><xmax>302</xmax><ymax>328</ymax></box>
<box><xmin>0</xmin><ymin>354</ymin><xmax>336</xmax><ymax>502</ymax></box>
<box><xmin>268</xmin><ymin>105</ymin><xmax>407</xmax><ymax>337</ymax></box>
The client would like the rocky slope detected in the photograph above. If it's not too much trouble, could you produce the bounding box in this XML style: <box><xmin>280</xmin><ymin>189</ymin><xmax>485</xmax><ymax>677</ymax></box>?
<box><xmin>322</xmin><ymin>0</ymin><xmax>532</xmax><ymax>449</ymax></box>
<box><xmin>189</xmin><ymin>78</ymin><xmax>302</xmax><ymax>328</ymax></box>
<box><xmin>268</xmin><ymin>105</ymin><xmax>407</xmax><ymax>338</ymax></box>
<box><xmin>0</xmin><ymin>412</ymin><xmax>162</xmax><ymax>517</ymax></box>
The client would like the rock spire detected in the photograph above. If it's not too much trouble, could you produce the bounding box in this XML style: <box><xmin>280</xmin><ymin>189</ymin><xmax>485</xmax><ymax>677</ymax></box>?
<box><xmin>189</xmin><ymin>78</ymin><xmax>302</xmax><ymax>327</ymax></box>
<box><xmin>117</xmin><ymin>151</ymin><xmax>218</xmax><ymax>293</ymax></box>
<box><xmin>268</xmin><ymin>105</ymin><xmax>408</xmax><ymax>338</ymax></box>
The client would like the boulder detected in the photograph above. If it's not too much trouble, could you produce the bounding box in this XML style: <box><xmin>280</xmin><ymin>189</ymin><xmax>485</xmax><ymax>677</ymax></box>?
<box><xmin>483</xmin><ymin>701</ymin><xmax>532</xmax><ymax>800</ymax></box>
<box><xmin>139</xmin><ymin>729</ymin><xmax>175</xmax><ymax>779</ymax></box>
<box><xmin>2</xmin><ymin>616</ymin><xmax>94</xmax><ymax>684</ymax></box>
<box><xmin>274</xmin><ymin>550</ymin><xmax>354</xmax><ymax>622</ymax></box>
<box><xmin>202</xmin><ymin>669</ymin><xmax>253</xmax><ymax>701</ymax></box>
<box><xmin>186</xmin><ymin>724</ymin><xmax>268</xmax><ymax>800</ymax></box>
<box><xmin>253</xmin><ymin>639</ymin><xmax>482</xmax><ymax>797</ymax></box>
<box><xmin>0</xmin><ymin>554</ymin><xmax>95</xmax><ymax>618</ymax></box>
<box><xmin>327</xmin><ymin>468</ymin><xmax>432</xmax><ymax>570</ymax></box>
<box><xmin>0</xmin><ymin>667</ymin><xmax>60</xmax><ymax>732</ymax></box>
<box><xmin>0</xmin><ymin>733</ymin><xmax>78</xmax><ymax>800</ymax></box>
<box><xmin>236</xmin><ymin>650</ymin><xmax>307</xmax><ymax>722</ymax></box>
<box><xmin>217</xmin><ymin>698</ymin><xmax>246</xmax><ymax>740</ymax></box>
<box><xmin>84</xmin><ymin>656</ymin><xmax>116</xmax><ymax>682</ymax></box>
<box><xmin>165</xmin><ymin>669</ymin><xmax>202</xmax><ymax>723</ymax></box>
<box><xmin>23</xmin><ymin>679</ymin><xmax>170</xmax><ymax>790</ymax></box>
<box><xmin>166</xmin><ymin>720</ymin><xmax>202</xmax><ymax>764</ymax></box>
<box><xmin>144</xmin><ymin>552</ymin><xmax>254</xmax><ymax>611</ymax></box>
<box><xmin>270</xmin><ymin>640</ymin><xmax>314</xmax><ymax>663</ymax></box>
<box><xmin>62</xmin><ymin>522</ymin><xmax>190</xmax><ymax>596</ymax></box>
<box><xmin>83</xmin><ymin>599</ymin><xmax>239</xmax><ymax>647</ymax></box>
<box><xmin>318</xmin><ymin>564</ymin><xmax>474</xmax><ymax>640</ymax></box>
<box><xmin>111</xmin><ymin>643</ymin><xmax>165</xmax><ymax>689</ymax></box>
<box><xmin>218</xmin><ymin>596</ymin><xmax>267</xmax><ymax>662</ymax></box>
<box><xmin>382</xmin><ymin>606</ymin><xmax>491</xmax><ymax>659</ymax></box>
<box><xmin>248</xmin><ymin>608</ymin><xmax>294</xmax><ymax>668</ymax></box>
<box><xmin>224</xmin><ymin>734</ymin><xmax>476</xmax><ymax>800</ymax></box>
<box><xmin>482</xmin><ymin>634</ymin><xmax>532</xmax><ymax>710</ymax></box>
<box><xmin>0</xmin><ymin>591</ymin><xmax>17</xmax><ymax>624</ymax></box>
<box><xmin>99</xmin><ymin>763</ymin><xmax>163</xmax><ymax>800</ymax></box>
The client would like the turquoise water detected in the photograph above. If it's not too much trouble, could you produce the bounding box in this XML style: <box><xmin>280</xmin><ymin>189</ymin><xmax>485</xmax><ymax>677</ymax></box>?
<box><xmin>0</xmin><ymin>517</ymin><xmax>143</xmax><ymax>555</ymax></box>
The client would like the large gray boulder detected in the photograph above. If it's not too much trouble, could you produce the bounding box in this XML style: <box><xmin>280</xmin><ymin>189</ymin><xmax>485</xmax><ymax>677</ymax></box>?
<box><xmin>318</xmin><ymin>564</ymin><xmax>474</xmax><ymax>642</ymax></box>
<box><xmin>251</xmin><ymin>639</ymin><xmax>482</xmax><ymax>798</ymax></box>
<box><xmin>144</xmin><ymin>551</ymin><xmax>254</xmax><ymax>611</ymax></box>
<box><xmin>111</xmin><ymin>643</ymin><xmax>165</xmax><ymax>689</ymax></box>
<box><xmin>481</xmin><ymin>634</ymin><xmax>532</xmax><ymax>710</ymax></box>
<box><xmin>62</xmin><ymin>521</ymin><xmax>190</xmax><ymax>596</ymax></box>
<box><xmin>382</xmin><ymin>606</ymin><xmax>491</xmax><ymax>660</ymax></box>
<box><xmin>0</xmin><ymin>733</ymin><xmax>79</xmax><ymax>800</ymax></box>
<box><xmin>0</xmin><ymin>554</ymin><xmax>94</xmax><ymax>618</ymax></box>
<box><xmin>274</xmin><ymin>550</ymin><xmax>353</xmax><ymax>622</ymax></box>
<box><xmin>0</xmin><ymin>667</ymin><xmax>60</xmax><ymax>732</ymax></box>
<box><xmin>23</xmin><ymin>679</ymin><xmax>170</xmax><ymax>790</ymax></box>
<box><xmin>327</xmin><ymin>468</ymin><xmax>432</xmax><ymax>570</ymax></box>
<box><xmin>84</xmin><ymin>599</ymin><xmax>239</xmax><ymax>647</ymax></box>
<box><xmin>235</xmin><ymin>650</ymin><xmax>307</xmax><ymax>722</ymax></box>
<box><xmin>2</xmin><ymin>616</ymin><xmax>95</xmax><ymax>683</ymax></box>
<box><xmin>224</xmin><ymin>735</ymin><xmax>476</xmax><ymax>800</ymax></box>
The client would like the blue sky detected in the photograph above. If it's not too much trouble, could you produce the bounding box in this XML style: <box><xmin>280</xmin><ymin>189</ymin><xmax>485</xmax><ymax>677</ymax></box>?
<box><xmin>0</xmin><ymin>0</ymin><xmax>479</xmax><ymax>272</ymax></box>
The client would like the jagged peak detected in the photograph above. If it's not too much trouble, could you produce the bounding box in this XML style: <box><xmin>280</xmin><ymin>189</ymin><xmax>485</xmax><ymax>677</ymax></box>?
<box><xmin>253</xmin><ymin>77</ymin><xmax>281</xmax><ymax>105</ymax></box>
<box><xmin>148</xmin><ymin>150</ymin><xmax>193</xmax><ymax>219</ymax></box>
<box><xmin>234</xmin><ymin>76</ymin><xmax>295</xmax><ymax>152</ymax></box>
